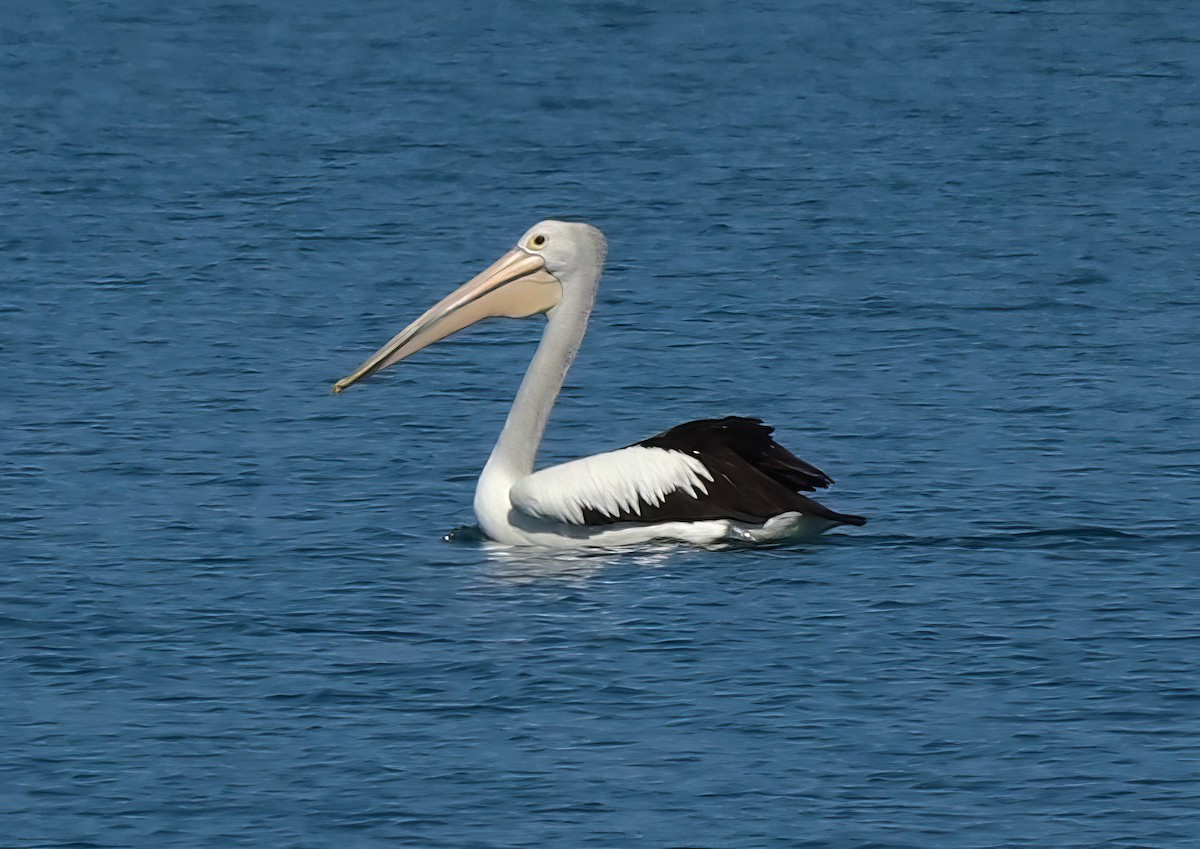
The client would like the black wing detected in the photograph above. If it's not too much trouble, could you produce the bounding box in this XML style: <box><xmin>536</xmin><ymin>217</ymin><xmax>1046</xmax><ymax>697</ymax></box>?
<box><xmin>578</xmin><ymin>416</ymin><xmax>867</xmax><ymax>527</ymax></box>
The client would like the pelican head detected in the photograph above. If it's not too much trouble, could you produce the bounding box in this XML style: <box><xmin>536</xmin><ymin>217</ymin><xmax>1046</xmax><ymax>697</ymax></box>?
<box><xmin>333</xmin><ymin>220</ymin><xmax>605</xmax><ymax>393</ymax></box>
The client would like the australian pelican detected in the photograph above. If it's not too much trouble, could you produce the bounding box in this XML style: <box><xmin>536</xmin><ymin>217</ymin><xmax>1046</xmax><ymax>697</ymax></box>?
<box><xmin>334</xmin><ymin>221</ymin><xmax>865</xmax><ymax>547</ymax></box>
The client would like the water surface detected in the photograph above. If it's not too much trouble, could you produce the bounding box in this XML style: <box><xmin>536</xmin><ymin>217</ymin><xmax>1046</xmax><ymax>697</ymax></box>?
<box><xmin>3</xmin><ymin>2</ymin><xmax>1198</xmax><ymax>847</ymax></box>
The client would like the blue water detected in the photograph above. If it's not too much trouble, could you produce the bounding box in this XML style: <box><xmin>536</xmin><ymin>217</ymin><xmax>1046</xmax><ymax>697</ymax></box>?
<box><xmin>3</xmin><ymin>2</ymin><xmax>1199</xmax><ymax>847</ymax></box>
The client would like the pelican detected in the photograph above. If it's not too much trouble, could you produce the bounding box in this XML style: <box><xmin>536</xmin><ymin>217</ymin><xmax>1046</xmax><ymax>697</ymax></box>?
<box><xmin>334</xmin><ymin>220</ymin><xmax>866</xmax><ymax>547</ymax></box>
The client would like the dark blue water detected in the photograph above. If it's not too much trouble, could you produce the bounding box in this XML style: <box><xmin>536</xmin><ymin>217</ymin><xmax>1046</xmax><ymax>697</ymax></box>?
<box><xmin>3</xmin><ymin>2</ymin><xmax>1199</xmax><ymax>847</ymax></box>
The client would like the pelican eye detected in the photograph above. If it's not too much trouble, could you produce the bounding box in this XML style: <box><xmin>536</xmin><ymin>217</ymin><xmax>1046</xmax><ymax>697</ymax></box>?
<box><xmin>527</xmin><ymin>234</ymin><xmax>548</xmax><ymax>249</ymax></box>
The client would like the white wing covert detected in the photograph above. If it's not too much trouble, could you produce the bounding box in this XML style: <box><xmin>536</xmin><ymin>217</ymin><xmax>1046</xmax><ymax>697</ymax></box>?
<box><xmin>509</xmin><ymin>446</ymin><xmax>715</xmax><ymax>526</ymax></box>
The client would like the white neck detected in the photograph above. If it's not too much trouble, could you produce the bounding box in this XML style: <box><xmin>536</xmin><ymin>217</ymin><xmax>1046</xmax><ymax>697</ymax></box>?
<box><xmin>473</xmin><ymin>283</ymin><xmax>596</xmax><ymax>537</ymax></box>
